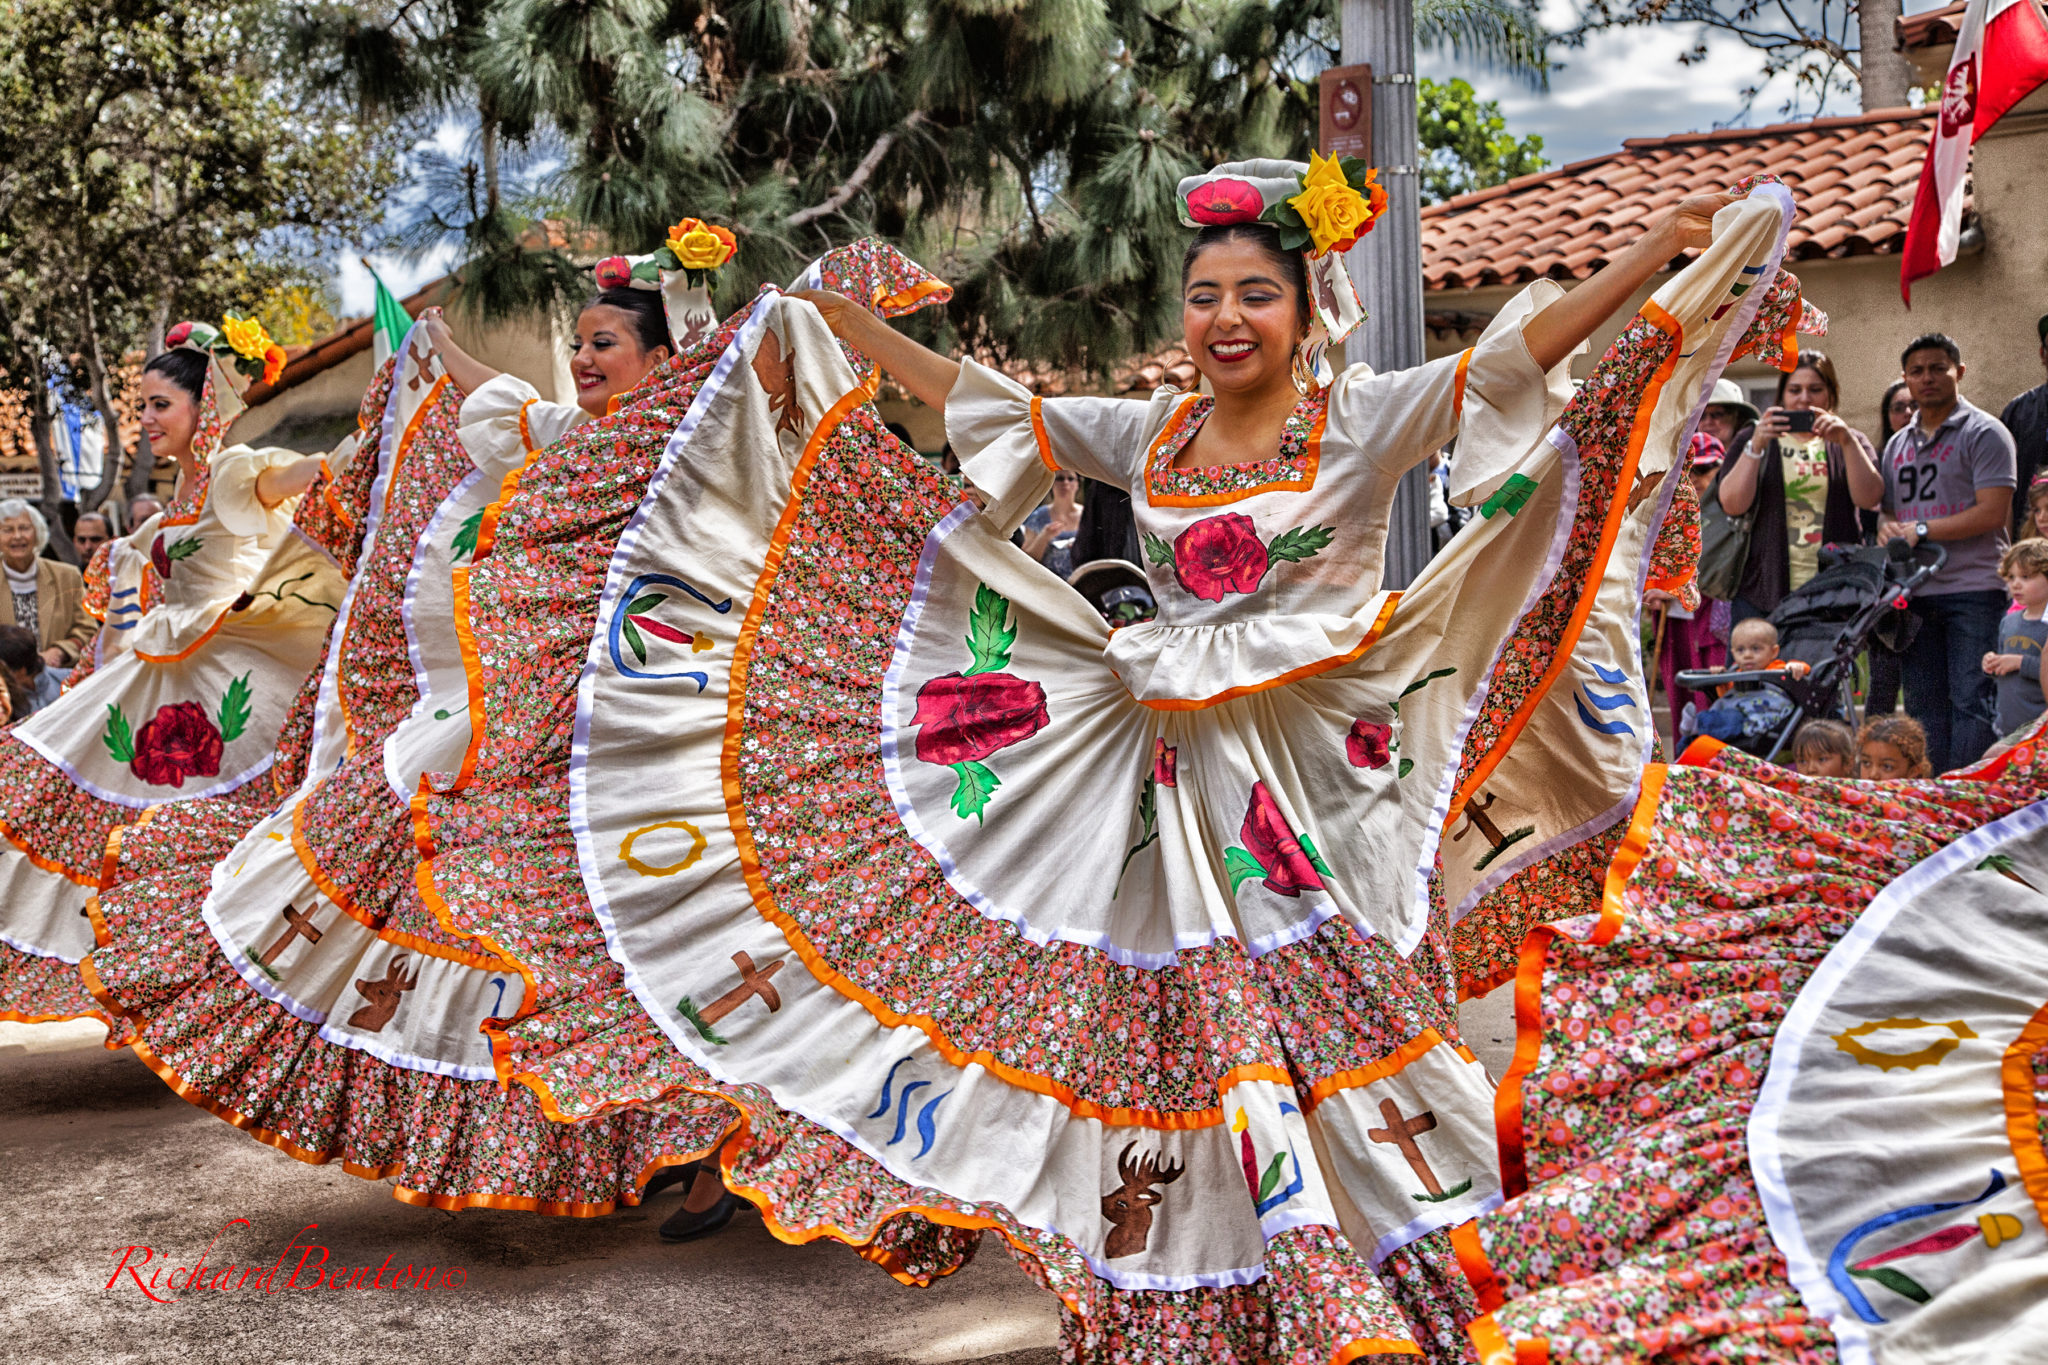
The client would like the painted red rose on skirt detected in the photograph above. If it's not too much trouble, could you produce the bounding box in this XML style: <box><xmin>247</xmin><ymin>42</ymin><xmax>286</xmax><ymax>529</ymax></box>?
<box><xmin>1346</xmin><ymin>719</ymin><xmax>1392</xmax><ymax>769</ymax></box>
<box><xmin>1154</xmin><ymin>738</ymin><xmax>1178</xmax><ymax>787</ymax></box>
<box><xmin>1185</xmin><ymin>178</ymin><xmax>1266</xmax><ymax>226</ymax></box>
<box><xmin>1239</xmin><ymin>781</ymin><xmax>1325</xmax><ymax>898</ymax></box>
<box><xmin>1173</xmin><ymin>514</ymin><xmax>1269</xmax><ymax>602</ymax></box>
<box><xmin>130</xmin><ymin>701</ymin><xmax>224</xmax><ymax>787</ymax></box>
<box><xmin>912</xmin><ymin>672</ymin><xmax>1050</xmax><ymax>766</ymax></box>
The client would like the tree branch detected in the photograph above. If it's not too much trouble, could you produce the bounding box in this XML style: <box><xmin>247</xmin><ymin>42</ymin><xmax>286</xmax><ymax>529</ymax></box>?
<box><xmin>784</xmin><ymin>112</ymin><xmax>926</xmax><ymax>229</ymax></box>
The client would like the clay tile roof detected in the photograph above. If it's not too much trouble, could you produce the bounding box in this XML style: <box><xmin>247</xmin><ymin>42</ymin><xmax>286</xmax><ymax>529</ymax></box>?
<box><xmin>1422</xmin><ymin>108</ymin><xmax>1945</xmax><ymax>291</ymax></box>
<box><xmin>1899</xmin><ymin>1</ymin><xmax>1969</xmax><ymax>50</ymax></box>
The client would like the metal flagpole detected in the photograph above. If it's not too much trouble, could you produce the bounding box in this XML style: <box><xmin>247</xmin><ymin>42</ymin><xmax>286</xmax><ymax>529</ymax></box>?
<box><xmin>1339</xmin><ymin>0</ymin><xmax>1432</xmax><ymax>588</ymax></box>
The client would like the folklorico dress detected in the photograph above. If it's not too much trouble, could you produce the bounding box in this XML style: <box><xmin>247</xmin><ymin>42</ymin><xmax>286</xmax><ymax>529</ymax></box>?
<box><xmin>410</xmin><ymin>184</ymin><xmax>1810</xmax><ymax>1358</ymax></box>
<box><xmin>0</xmin><ymin>365</ymin><xmax>352</xmax><ymax>1031</ymax></box>
<box><xmin>1466</xmin><ymin>731</ymin><xmax>2048</xmax><ymax>1365</ymax></box>
<box><xmin>85</xmin><ymin>325</ymin><xmax>728</xmax><ymax>1212</ymax></box>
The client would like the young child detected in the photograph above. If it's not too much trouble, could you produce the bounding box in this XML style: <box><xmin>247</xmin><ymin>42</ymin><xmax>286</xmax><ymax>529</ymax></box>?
<box><xmin>1727</xmin><ymin>617</ymin><xmax>1810</xmax><ymax>678</ymax></box>
<box><xmin>1791</xmin><ymin>718</ymin><xmax>1857</xmax><ymax>777</ymax></box>
<box><xmin>1858</xmin><ymin>713</ymin><xmax>1933</xmax><ymax>780</ymax></box>
<box><xmin>1983</xmin><ymin>537</ymin><xmax>2048</xmax><ymax>738</ymax></box>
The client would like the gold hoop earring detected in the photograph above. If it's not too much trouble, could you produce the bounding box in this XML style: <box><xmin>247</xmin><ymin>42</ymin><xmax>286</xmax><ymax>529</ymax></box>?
<box><xmin>1291</xmin><ymin>345</ymin><xmax>1316</xmax><ymax>396</ymax></box>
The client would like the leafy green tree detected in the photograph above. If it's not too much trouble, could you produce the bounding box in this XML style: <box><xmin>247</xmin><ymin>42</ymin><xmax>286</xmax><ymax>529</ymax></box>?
<box><xmin>0</xmin><ymin>0</ymin><xmax>400</xmax><ymax>542</ymax></box>
<box><xmin>1416</xmin><ymin>76</ymin><xmax>1549</xmax><ymax>205</ymax></box>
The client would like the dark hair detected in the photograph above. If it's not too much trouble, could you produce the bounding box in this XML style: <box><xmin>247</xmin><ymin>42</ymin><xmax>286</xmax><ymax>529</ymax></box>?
<box><xmin>1180</xmin><ymin>224</ymin><xmax>1310</xmax><ymax>330</ymax></box>
<box><xmin>142</xmin><ymin>347</ymin><xmax>209</xmax><ymax>402</ymax></box>
<box><xmin>581</xmin><ymin>288</ymin><xmax>672</xmax><ymax>357</ymax></box>
<box><xmin>1879</xmin><ymin>379</ymin><xmax>1912</xmax><ymax>439</ymax></box>
<box><xmin>0</xmin><ymin>624</ymin><xmax>40</xmax><ymax>677</ymax></box>
<box><xmin>1777</xmin><ymin>349</ymin><xmax>1839</xmax><ymax>408</ymax></box>
<box><xmin>1792</xmin><ymin>718</ymin><xmax>1857</xmax><ymax>765</ymax></box>
<box><xmin>1900</xmin><ymin>332</ymin><xmax>1961</xmax><ymax>369</ymax></box>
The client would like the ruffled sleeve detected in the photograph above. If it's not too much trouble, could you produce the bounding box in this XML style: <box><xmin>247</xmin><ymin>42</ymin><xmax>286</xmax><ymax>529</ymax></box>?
<box><xmin>945</xmin><ymin>358</ymin><xmax>1158</xmax><ymax>534</ymax></box>
<box><xmin>210</xmin><ymin>444</ymin><xmax>312</xmax><ymax>539</ymax></box>
<box><xmin>1325</xmin><ymin>279</ymin><xmax>1577</xmax><ymax>508</ymax></box>
<box><xmin>457</xmin><ymin>374</ymin><xmax>583</xmax><ymax>476</ymax></box>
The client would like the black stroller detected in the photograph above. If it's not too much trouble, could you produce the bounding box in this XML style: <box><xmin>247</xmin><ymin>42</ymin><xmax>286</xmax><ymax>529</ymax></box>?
<box><xmin>1675</xmin><ymin>540</ymin><xmax>1948</xmax><ymax>762</ymax></box>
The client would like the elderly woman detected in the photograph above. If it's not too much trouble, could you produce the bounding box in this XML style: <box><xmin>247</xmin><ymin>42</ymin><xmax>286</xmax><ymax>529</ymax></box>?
<box><xmin>0</xmin><ymin>500</ymin><xmax>95</xmax><ymax>668</ymax></box>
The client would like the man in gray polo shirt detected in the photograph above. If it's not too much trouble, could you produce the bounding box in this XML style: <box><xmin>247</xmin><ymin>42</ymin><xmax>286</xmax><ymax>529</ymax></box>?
<box><xmin>1846</xmin><ymin>332</ymin><xmax>2017</xmax><ymax>771</ymax></box>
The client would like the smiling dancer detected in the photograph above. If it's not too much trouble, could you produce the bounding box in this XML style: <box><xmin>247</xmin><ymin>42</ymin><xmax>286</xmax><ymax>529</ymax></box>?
<box><xmin>0</xmin><ymin>317</ymin><xmax>342</xmax><ymax>1031</ymax></box>
<box><xmin>400</xmin><ymin>165</ymin><xmax>1815</xmax><ymax>1357</ymax></box>
<box><xmin>83</xmin><ymin>231</ymin><xmax>942</xmax><ymax>1217</ymax></box>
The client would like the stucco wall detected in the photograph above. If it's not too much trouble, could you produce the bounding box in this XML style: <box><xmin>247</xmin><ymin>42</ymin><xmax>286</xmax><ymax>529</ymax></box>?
<box><xmin>233</xmin><ymin>312</ymin><xmax>577</xmax><ymax>451</ymax></box>
<box><xmin>1427</xmin><ymin>113</ymin><xmax>2048</xmax><ymax>447</ymax></box>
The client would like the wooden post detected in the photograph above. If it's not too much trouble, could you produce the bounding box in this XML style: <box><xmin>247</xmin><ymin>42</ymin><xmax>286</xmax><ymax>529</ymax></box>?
<box><xmin>1340</xmin><ymin>0</ymin><xmax>1432</xmax><ymax>588</ymax></box>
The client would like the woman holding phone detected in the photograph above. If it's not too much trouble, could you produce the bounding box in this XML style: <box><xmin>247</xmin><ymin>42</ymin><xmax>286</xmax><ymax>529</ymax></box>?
<box><xmin>1711</xmin><ymin>349</ymin><xmax>1879</xmax><ymax>619</ymax></box>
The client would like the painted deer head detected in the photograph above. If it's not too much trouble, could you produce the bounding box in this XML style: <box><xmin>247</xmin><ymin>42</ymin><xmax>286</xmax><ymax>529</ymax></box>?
<box><xmin>1101</xmin><ymin>1142</ymin><xmax>1184</xmax><ymax>1259</ymax></box>
<box><xmin>346</xmin><ymin>954</ymin><xmax>418</xmax><ymax>1033</ymax></box>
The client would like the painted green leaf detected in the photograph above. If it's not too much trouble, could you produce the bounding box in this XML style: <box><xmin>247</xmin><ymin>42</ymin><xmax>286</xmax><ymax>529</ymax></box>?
<box><xmin>626</xmin><ymin>592</ymin><xmax>668</xmax><ymax>615</ymax></box>
<box><xmin>1137</xmin><ymin>773</ymin><xmax>1157</xmax><ymax>833</ymax></box>
<box><xmin>1224</xmin><ymin>846</ymin><xmax>1266</xmax><ymax>894</ymax></box>
<box><xmin>1850</xmin><ymin>1266</ymin><xmax>1931</xmax><ymax>1305</ymax></box>
<box><xmin>1411</xmin><ymin>1177</ymin><xmax>1475</xmax><ymax>1203</ymax></box>
<box><xmin>962</xmin><ymin>584</ymin><xmax>1016</xmax><ymax>676</ymax></box>
<box><xmin>1480</xmin><ymin>473</ymin><xmax>1540</xmax><ymax>519</ymax></box>
<box><xmin>217</xmin><ymin>672</ymin><xmax>253</xmax><ymax>743</ymax></box>
<box><xmin>676</xmin><ymin>997</ymin><xmax>730</xmax><ymax>1046</ymax></box>
<box><xmin>451</xmin><ymin>509</ymin><xmax>485</xmax><ymax>561</ymax></box>
<box><xmin>1400</xmin><ymin>666</ymin><xmax>1459</xmax><ymax>698</ymax></box>
<box><xmin>1142</xmin><ymin>532</ymin><xmax>1175</xmax><ymax>567</ymax></box>
<box><xmin>1979</xmin><ymin>853</ymin><xmax>2016</xmax><ymax>873</ymax></box>
<box><xmin>102</xmin><ymin>704</ymin><xmax>135</xmax><ymax>764</ymax></box>
<box><xmin>1266</xmin><ymin>525</ymin><xmax>1336</xmax><ymax>565</ymax></box>
<box><xmin>165</xmin><ymin>537</ymin><xmax>203</xmax><ymax>561</ymax></box>
<box><xmin>1398</xmin><ymin>757</ymin><xmax>1415</xmax><ymax>778</ymax></box>
<box><xmin>1298</xmin><ymin>832</ymin><xmax>1334</xmax><ymax>878</ymax></box>
<box><xmin>1257</xmin><ymin>1150</ymin><xmax>1289</xmax><ymax>1202</ymax></box>
<box><xmin>950</xmin><ymin>759</ymin><xmax>1001</xmax><ymax>821</ymax></box>
<box><xmin>623</xmin><ymin>617</ymin><xmax>648</xmax><ymax>665</ymax></box>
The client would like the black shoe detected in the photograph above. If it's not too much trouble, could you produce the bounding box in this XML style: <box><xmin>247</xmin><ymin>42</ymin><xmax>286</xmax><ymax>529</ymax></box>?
<box><xmin>657</xmin><ymin>1190</ymin><xmax>742</xmax><ymax>1243</ymax></box>
<box><xmin>641</xmin><ymin>1160</ymin><xmax>699</xmax><ymax>1199</ymax></box>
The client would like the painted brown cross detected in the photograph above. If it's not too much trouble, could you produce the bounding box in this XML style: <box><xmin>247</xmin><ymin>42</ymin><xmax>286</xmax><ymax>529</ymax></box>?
<box><xmin>405</xmin><ymin>339</ymin><xmax>434</xmax><ymax>391</ymax></box>
<box><xmin>258</xmin><ymin>903</ymin><xmax>323</xmax><ymax>968</ymax></box>
<box><xmin>1101</xmin><ymin>1143</ymin><xmax>1184</xmax><ymax>1258</ymax></box>
<box><xmin>1451</xmin><ymin>791</ymin><xmax>1508</xmax><ymax>849</ymax></box>
<box><xmin>346</xmin><ymin>955</ymin><xmax>418</xmax><ymax>1032</ymax></box>
<box><xmin>1626</xmin><ymin>463</ymin><xmax>1671</xmax><ymax>516</ymax></box>
<box><xmin>697</xmin><ymin>951</ymin><xmax>785</xmax><ymax>1026</ymax></box>
<box><xmin>1367</xmin><ymin>1097</ymin><xmax>1447</xmax><ymax>1196</ymax></box>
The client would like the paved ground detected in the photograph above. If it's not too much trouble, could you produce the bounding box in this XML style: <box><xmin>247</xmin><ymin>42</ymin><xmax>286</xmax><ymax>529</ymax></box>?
<box><xmin>1</xmin><ymin>992</ymin><xmax>1517</xmax><ymax>1365</ymax></box>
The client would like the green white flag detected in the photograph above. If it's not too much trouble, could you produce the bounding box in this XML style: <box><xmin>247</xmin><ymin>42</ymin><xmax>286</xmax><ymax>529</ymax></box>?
<box><xmin>366</xmin><ymin>261</ymin><xmax>410</xmax><ymax>367</ymax></box>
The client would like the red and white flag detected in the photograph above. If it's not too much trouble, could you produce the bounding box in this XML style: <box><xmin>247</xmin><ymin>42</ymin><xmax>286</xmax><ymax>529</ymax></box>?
<box><xmin>1900</xmin><ymin>0</ymin><xmax>2048</xmax><ymax>301</ymax></box>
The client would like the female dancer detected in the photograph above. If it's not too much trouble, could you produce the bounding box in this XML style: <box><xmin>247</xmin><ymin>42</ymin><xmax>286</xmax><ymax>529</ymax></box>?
<box><xmin>413</xmin><ymin>168</ymin><xmax>1808</xmax><ymax>1357</ymax></box>
<box><xmin>86</xmin><ymin>247</ymin><xmax>748</xmax><ymax>1214</ymax></box>
<box><xmin>0</xmin><ymin>317</ymin><xmax>339</xmax><ymax>1030</ymax></box>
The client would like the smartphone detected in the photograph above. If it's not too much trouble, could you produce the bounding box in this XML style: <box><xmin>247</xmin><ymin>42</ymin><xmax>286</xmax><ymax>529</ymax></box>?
<box><xmin>1784</xmin><ymin>410</ymin><xmax>1816</xmax><ymax>434</ymax></box>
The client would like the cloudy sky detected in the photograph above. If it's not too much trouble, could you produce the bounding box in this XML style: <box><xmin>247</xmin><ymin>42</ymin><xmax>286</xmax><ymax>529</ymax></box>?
<box><xmin>337</xmin><ymin>0</ymin><xmax>1942</xmax><ymax>312</ymax></box>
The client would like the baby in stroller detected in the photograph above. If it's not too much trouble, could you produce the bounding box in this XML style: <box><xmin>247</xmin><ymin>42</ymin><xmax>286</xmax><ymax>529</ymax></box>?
<box><xmin>1675</xmin><ymin>539</ymin><xmax>1948</xmax><ymax>762</ymax></box>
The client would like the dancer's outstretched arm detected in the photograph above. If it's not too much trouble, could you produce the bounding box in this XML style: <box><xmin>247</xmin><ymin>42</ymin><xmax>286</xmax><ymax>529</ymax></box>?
<box><xmin>790</xmin><ymin>289</ymin><xmax>959</xmax><ymax>411</ymax></box>
<box><xmin>255</xmin><ymin>456</ymin><xmax>327</xmax><ymax>509</ymax></box>
<box><xmin>1519</xmin><ymin>193</ymin><xmax>1732</xmax><ymax>373</ymax></box>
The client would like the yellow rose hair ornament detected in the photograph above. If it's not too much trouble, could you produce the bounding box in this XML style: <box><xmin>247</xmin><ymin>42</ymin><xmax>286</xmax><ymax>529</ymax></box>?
<box><xmin>590</xmin><ymin>217</ymin><xmax>740</xmax><ymax>352</ymax></box>
<box><xmin>161</xmin><ymin>314</ymin><xmax>284</xmax><ymax>433</ymax></box>
<box><xmin>1176</xmin><ymin>154</ymin><xmax>1386</xmax><ymax>387</ymax></box>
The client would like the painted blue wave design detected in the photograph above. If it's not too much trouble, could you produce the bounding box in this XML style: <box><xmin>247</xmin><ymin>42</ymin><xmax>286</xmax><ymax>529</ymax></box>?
<box><xmin>606</xmin><ymin>570</ymin><xmax>732</xmax><ymax>689</ymax></box>
<box><xmin>1575</xmin><ymin>695</ymin><xmax>1636</xmax><ymax>735</ymax></box>
<box><xmin>868</xmin><ymin>1056</ymin><xmax>912</xmax><ymax>1119</ymax></box>
<box><xmin>1591</xmin><ymin>662</ymin><xmax>1628</xmax><ymax>684</ymax></box>
<box><xmin>890</xmin><ymin>1080</ymin><xmax>931</xmax><ymax>1145</ymax></box>
<box><xmin>1581</xmin><ymin>686</ymin><xmax>1635</xmax><ymax>711</ymax></box>
<box><xmin>913</xmin><ymin>1089</ymin><xmax>951</xmax><ymax>1158</ymax></box>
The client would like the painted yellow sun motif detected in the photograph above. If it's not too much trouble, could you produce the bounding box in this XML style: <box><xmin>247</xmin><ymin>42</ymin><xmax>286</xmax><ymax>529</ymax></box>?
<box><xmin>1832</xmin><ymin>1016</ymin><xmax>1978</xmax><ymax>1071</ymax></box>
<box><xmin>620</xmin><ymin>819</ymin><xmax>707</xmax><ymax>878</ymax></box>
